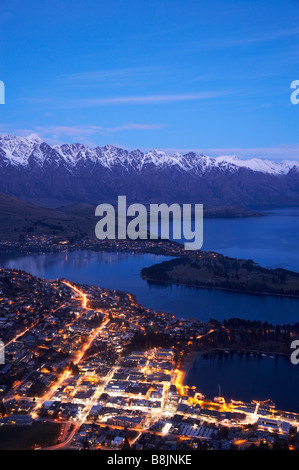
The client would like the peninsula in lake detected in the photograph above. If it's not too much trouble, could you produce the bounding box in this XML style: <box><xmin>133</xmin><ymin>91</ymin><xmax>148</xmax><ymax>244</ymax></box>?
<box><xmin>140</xmin><ymin>253</ymin><xmax>299</xmax><ymax>298</ymax></box>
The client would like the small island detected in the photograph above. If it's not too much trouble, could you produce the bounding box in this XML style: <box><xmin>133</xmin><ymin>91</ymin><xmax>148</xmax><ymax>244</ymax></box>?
<box><xmin>140</xmin><ymin>252</ymin><xmax>299</xmax><ymax>298</ymax></box>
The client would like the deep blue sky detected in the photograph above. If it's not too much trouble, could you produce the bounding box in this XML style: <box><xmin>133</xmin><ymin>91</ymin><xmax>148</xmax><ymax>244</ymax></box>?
<box><xmin>1</xmin><ymin>0</ymin><xmax>299</xmax><ymax>159</ymax></box>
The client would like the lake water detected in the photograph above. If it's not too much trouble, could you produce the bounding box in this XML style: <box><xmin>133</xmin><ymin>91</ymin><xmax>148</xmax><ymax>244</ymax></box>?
<box><xmin>0</xmin><ymin>209</ymin><xmax>299</xmax><ymax>324</ymax></box>
<box><xmin>202</xmin><ymin>208</ymin><xmax>299</xmax><ymax>272</ymax></box>
<box><xmin>166</xmin><ymin>208</ymin><xmax>299</xmax><ymax>272</ymax></box>
<box><xmin>184</xmin><ymin>352</ymin><xmax>299</xmax><ymax>413</ymax></box>
<box><xmin>0</xmin><ymin>249</ymin><xmax>299</xmax><ymax>325</ymax></box>
<box><xmin>1</xmin><ymin>208</ymin><xmax>299</xmax><ymax>411</ymax></box>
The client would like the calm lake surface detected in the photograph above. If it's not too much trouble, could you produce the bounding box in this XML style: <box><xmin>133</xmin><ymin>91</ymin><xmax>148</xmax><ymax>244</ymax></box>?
<box><xmin>1</xmin><ymin>208</ymin><xmax>299</xmax><ymax>410</ymax></box>
<box><xmin>184</xmin><ymin>352</ymin><xmax>299</xmax><ymax>413</ymax></box>
<box><xmin>202</xmin><ymin>208</ymin><xmax>299</xmax><ymax>272</ymax></box>
<box><xmin>0</xmin><ymin>209</ymin><xmax>299</xmax><ymax>325</ymax></box>
<box><xmin>0</xmin><ymin>250</ymin><xmax>299</xmax><ymax>324</ymax></box>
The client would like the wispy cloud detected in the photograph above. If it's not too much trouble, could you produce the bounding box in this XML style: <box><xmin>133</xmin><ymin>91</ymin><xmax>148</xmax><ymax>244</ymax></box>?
<box><xmin>184</xmin><ymin>26</ymin><xmax>299</xmax><ymax>51</ymax></box>
<box><xmin>162</xmin><ymin>144</ymin><xmax>299</xmax><ymax>161</ymax></box>
<box><xmin>2</xmin><ymin>123</ymin><xmax>299</xmax><ymax>161</ymax></box>
<box><xmin>215</xmin><ymin>27</ymin><xmax>299</xmax><ymax>48</ymax></box>
<box><xmin>34</xmin><ymin>123</ymin><xmax>165</xmax><ymax>135</ymax></box>
<box><xmin>4</xmin><ymin>123</ymin><xmax>166</xmax><ymax>145</ymax></box>
<box><xmin>59</xmin><ymin>65</ymin><xmax>172</xmax><ymax>87</ymax></box>
<box><xmin>106</xmin><ymin>123</ymin><xmax>166</xmax><ymax>132</ymax></box>
<box><xmin>56</xmin><ymin>90</ymin><xmax>238</xmax><ymax>109</ymax></box>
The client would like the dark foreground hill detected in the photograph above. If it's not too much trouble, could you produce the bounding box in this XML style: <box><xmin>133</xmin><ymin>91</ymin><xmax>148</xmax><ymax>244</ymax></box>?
<box><xmin>0</xmin><ymin>192</ymin><xmax>96</xmax><ymax>241</ymax></box>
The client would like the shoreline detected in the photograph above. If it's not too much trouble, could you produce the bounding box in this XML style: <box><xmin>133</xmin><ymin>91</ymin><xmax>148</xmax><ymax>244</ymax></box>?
<box><xmin>1</xmin><ymin>247</ymin><xmax>299</xmax><ymax>327</ymax></box>
<box><xmin>180</xmin><ymin>348</ymin><xmax>290</xmax><ymax>387</ymax></box>
<box><xmin>2</xmin><ymin>243</ymin><xmax>299</xmax><ymax>301</ymax></box>
<box><xmin>142</xmin><ymin>275</ymin><xmax>299</xmax><ymax>300</ymax></box>
<box><xmin>180</xmin><ymin>350</ymin><xmax>203</xmax><ymax>386</ymax></box>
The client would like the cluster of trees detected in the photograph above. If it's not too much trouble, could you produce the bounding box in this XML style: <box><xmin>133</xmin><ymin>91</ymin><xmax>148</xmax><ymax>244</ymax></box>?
<box><xmin>197</xmin><ymin>318</ymin><xmax>295</xmax><ymax>354</ymax></box>
<box><xmin>141</xmin><ymin>255</ymin><xmax>299</xmax><ymax>296</ymax></box>
<box><xmin>141</xmin><ymin>257</ymin><xmax>188</xmax><ymax>281</ymax></box>
<box><xmin>69</xmin><ymin>361</ymin><xmax>80</xmax><ymax>375</ymax></box>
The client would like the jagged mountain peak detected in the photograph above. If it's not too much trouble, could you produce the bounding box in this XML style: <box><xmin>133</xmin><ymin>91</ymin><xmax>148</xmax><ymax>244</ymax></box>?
<box><xmin>0</xmin><ymin>134</ymin><xmax>298</xmax><ymax>175</ymax></box>
<box><xmin>0</xmin><ymin>134</ymin><xmax>299</xmax><ymax>208</ymax></box>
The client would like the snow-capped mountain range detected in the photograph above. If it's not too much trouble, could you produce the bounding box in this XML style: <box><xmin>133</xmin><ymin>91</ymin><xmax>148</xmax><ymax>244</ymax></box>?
<box><xmin>0</xmin><ymin>134</ymin><xmax>299</xmax><ymax>208</ymax></box>
<box><xmin>0</xmin><ymin>133</ymin><xmax>298</xmax><ymax>175</ymax></box>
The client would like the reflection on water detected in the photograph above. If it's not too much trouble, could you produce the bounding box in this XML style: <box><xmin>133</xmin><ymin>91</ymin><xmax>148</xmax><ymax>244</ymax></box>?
<box><xmin>184</xmin><ymin>352</ymin><xmax>299</xmax><ymax>412</ymax></box>
<box><xmin>0</xmin><ymin>250</ymin><xmax>299</xmax><ymax>324</ymax></box>
<box><xmin>169</xmin><ymin>208</ymin><xmax>299</xmax><ymax>272</ymax></box>
<box><xmin>0</xmin><ymin>208</ymin><xmax>298</xmax><ymax>323</ymax></box>
<box><xmin>1</xmin><ymin>209</ymin><xmax>298</xmax><ymax>412</ymax></box>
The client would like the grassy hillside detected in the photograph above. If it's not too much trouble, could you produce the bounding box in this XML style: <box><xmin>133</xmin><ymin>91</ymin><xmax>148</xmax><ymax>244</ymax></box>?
<box><xmin>0</xmin><ymin>192</ymin><xmax>97</xmax><ymax>241</ymax></box>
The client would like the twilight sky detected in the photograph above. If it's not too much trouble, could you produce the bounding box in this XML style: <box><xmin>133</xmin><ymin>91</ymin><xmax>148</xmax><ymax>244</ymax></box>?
<box><xmin>1</xmin><ymin>0</ymin><xmax>299</xmax><ymax>159</ymax></box>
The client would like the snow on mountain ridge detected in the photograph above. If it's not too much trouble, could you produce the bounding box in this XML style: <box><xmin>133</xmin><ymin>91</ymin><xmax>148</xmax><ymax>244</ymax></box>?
<box><xmin>0</xmin><ymin>134</ymin><xmax>298</xmax><ymax>175</ymax></box>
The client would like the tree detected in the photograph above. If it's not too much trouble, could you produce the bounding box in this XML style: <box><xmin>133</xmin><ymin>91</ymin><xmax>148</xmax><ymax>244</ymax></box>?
<box><xmin>0</xmin><ymin>400</ymin><xmax>6</xmax><ymax>417</ymax></box>
<box><xmin>69</xmin><ymin>361</ymin><xmax>80</xmax><ymax>375</ymax></box>
<box><xmin>122</xmin><ymin>435</ymin><xmax>131</xmax><ymax>450</ymax></box>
